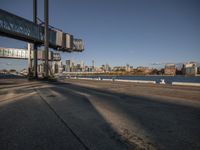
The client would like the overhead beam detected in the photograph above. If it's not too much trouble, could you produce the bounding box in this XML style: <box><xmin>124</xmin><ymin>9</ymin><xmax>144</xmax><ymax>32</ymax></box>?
<box><xmin>0</xmin><ymin>47</ymin><xmax>61</xmax><ymax>61</ymax></box>
<box><xmin>0</xmin><ymin>9</ymin><xmax>84</xmax><ymax>51</ymax></box>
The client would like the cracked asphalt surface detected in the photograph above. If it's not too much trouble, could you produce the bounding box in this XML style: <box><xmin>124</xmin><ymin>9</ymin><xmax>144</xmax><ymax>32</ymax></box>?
<box><xmin>0</xmin><ymin>79</ymin><xmax>200</xmax><ymax>150</ymax></box>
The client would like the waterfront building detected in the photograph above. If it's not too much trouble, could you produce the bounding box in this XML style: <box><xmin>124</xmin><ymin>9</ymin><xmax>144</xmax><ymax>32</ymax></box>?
<box><xmin>136</xmin><ymin>67</ymin><xmax>152</xmax><ymax>75</ymax></box>
<box><xmin>126</xmin><ymin>64</ymin><xmax>130</xmax><ymax>72</ymax></box>
<box><xmin>84</xmin><ymin>66</ymin><xmax>90</xmax><ymax>72</ymax></box>
<box><xmin>113</xmin><ymin>66</ymin><xmax>123</xmax><ymax>71</ymax></box>
<box><xmin>9</xmin><ymin>69</ymin><xmax>17</xmax><ymax>74</ymax></box>
<box><xmin>183</xmin><ymin>62</ymin><xmax>197</xmax><ymax>76</ymax></box>
<box><xmin>75</xmin><ymin>63</ymin><xmax>82</xmax><ymax>72</ymax></box>
<box><xmin>104</xmin><ymin>64</ymin><xmax>111</xmax><ymax>72</ymax></box>
<box><xmin>0</xmin><ymin>69</ymin><xmax>8</xmax><ymax>74</ymax></box>
<box><xmin>101</xmin><ymin>65</ymin><xmax>106</xmax><ymax>72</ymax></box>
<box><xmin>95</xmin><ymin>67</ymin><xmax>103</xmax><ymax>73</ymax></box>
<box><xmin>198</xmin><ymin>66</ymin><xmax>200</xmax><ymax>75</ymax></box>
<box><xmin>164</xmin><ymin>64</ymin><xmax>176</xmax><ymax>76</ymax></box>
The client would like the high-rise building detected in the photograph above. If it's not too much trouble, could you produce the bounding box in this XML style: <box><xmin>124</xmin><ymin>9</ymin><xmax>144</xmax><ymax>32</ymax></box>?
<box><xmin>126</xmin><ymin>64</ymin><xmax>130</xmax><ymax>72</ymax></box>
<box><xmin>80</xmin><ymin>61</ymin><xmax>85</xmax><ymax>72</ymax></box>
<box><xmin>105</xmin><ymin>64</ymin><xmax>111</xmax><ymax>72</ymax></box>
<box><xmin>92</xmin><ymin>60</ymin><xmax>95</xmax><ymax>72</ymax></box>
<box><xmin>92</xmin><ymin>60</ymin><xmax>95</xmax><ymax>68</ymax></box>
<box><xmin>66</xmin><ymin>60</ymin><xmax>73</xmax><ymax>72</ymax></box>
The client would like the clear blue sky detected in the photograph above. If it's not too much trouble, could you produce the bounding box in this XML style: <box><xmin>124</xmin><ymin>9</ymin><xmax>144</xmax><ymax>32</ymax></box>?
<box><xmin>0</xmin><ymin>0</ymin><xmax>200</xmax><ymax>71</ymax></box>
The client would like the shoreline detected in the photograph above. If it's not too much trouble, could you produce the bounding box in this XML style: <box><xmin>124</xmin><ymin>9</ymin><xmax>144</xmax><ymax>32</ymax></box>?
<box><xmin>66</xmin><ymin>76</ymin><xmax>200</xmax><ymax>87</ymax></box>
<box><xmin>64</xmin><ymin>74</ymin><xmax>200</xmax><ymax>77</ymax></box>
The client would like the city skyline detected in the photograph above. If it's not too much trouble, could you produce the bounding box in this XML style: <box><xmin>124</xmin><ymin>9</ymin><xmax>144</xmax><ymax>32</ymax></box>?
<box><xmin>1</xmin><ymin>56</ymin><xmax>200</xmax><ymax>73</ymax></box>
<box><xmin>0</xmin><ymin>0</ymin><xmax>200</xmax><ymax>71</ymax></box>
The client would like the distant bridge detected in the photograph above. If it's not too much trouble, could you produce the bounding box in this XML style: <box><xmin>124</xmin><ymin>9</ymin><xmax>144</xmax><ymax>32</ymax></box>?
<box><xmin>0</xmin><ymin>47</ymin><xmax>61</xmax><ymax>61</ymax></box>
<box><xmin>0</xmin><ymin>9</ymin><xmax>84</xmax><ymax>52</ymax></box>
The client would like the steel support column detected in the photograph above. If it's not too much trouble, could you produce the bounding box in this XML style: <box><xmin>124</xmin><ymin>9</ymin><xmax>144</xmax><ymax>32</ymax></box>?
<box><xmin>33</xmin><ymin>0</ymin><xmax>38</xmax><ymax>78</ymax></box>
<box><xmin>44</xmin><ymin>0</ymin><xmax>49</xmax><ymax>78</ymax></box>
<box><xmin>27</xmin><ymin>43</ymin><xmax>32</xmax><ymax>78</ymax></box>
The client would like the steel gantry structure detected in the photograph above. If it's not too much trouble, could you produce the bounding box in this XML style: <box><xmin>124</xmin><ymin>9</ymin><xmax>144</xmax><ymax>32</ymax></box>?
<box><xmin>0</xmin><ymin>47</ymin><xmax>61</xmax><ymax>61</ymax></box>
<box><xmin>0</xmin><ymin>9</ymin><xmax>84</xmax><ymax>52</ymax></box>
<box><xmin>0</xmin><ymin>0</ymin><xmax>84</xmax><ymax>79</ymax></box>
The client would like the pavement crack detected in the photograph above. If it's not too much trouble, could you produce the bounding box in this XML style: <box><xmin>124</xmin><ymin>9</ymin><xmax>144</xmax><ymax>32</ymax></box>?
<box><xmin>35</xmin><ymin>89</ymin><xmax>90</xmax><ymax>150</ymax></box>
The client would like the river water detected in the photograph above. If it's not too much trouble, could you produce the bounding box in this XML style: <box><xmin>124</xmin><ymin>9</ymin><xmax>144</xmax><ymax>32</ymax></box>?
<box><xmin>78</xmin><ymin>75</ymin><xmax>200</xmax><ymax>84</ymax></box>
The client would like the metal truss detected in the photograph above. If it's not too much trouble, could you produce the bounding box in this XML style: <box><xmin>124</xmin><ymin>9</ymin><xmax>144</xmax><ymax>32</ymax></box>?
<box><xmin>0</xmin><ymin>9</ymin><xmax>84</xmax><ymax>52</ymax></box>
<box><xmin>0</xmin><ymin>9</ymin><xmax>42</xmax><ymax>43</ymax></box>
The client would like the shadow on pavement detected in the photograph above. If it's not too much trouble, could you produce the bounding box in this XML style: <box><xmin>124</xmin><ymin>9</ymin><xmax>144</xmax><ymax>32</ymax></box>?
<box><xmin>0</xmin><ymin>80</ymin><xmax>200</xmax><ymax>150</ymax></box>
<box><xmin>0</xmin><ymin>82</ymin><xmax>130</xmax><ymax>150</ymax></box>
<box><xmin>48</xmin><ymin>81</ymin><xmax>200</xmax><ymax>150</ymax></box>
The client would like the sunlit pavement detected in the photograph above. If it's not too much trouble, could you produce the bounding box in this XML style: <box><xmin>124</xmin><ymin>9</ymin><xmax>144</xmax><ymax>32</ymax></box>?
<box><xmin>0</xmin><ymin>79</ymin><xmax>200</xmax><ymax>150</ymax></box>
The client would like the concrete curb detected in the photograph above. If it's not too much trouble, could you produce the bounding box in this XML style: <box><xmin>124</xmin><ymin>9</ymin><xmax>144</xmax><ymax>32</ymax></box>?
<box><xmin>115</xmin><ymin>79</ymin><xmax>156</xmax><ymax>84</ymax></box>
<box><xmin>172</xmin><ymin>82</ymin><xmax>200</xmax><ymax>87</ymax></box>
<box><xmin>70</xmin><ymin>78</ymin><xmax>200</xmax><ymax>87</ymax></box>
<box><xmin>73</xmin><ymin>77</ymin><xmax>156</xmax><ymax>84</ymax></box>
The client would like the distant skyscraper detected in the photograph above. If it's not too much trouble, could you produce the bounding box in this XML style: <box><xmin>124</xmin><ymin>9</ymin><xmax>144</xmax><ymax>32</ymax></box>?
<box><xmin>80</xmin><ymin>61</ymin><xmax>85</xmax><ymax>71</ymax></box>
<box><xmin>92</xmin><ymin>60</ymin><xmax>95</xmax><ymax>68</ymax></box>
<box><xmin>66</xmin><ymin>60</ymin><xmax>73</xmax><ymax>72</ymax></box>
<box><xmin>126</xmin><ymin>64</ymin><xmax>130</xmax><ymax>72</ymax></box>
<box><xmin>80</xmin><ymin>61</ymin><xmax>84</xmax><ymax>68</ymax></box>
<box><xmin>92</xmin><ymin>60</ymin><xmax>95</xmax><ymax>72</ymax></box>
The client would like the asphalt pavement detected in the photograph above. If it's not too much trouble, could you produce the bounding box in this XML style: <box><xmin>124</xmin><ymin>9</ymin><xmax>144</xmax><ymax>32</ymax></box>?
<box><xmin>0</xmin><ymin>79</ymin><xmax>200</xmax><ymax>150</ymax></box>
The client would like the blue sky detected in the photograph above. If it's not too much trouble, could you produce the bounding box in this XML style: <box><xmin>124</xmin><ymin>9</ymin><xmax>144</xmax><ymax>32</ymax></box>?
<box><xmin>0</xmin><ymin>0</ymin><xmax>200</xmax><ymax>71</ymax></box>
